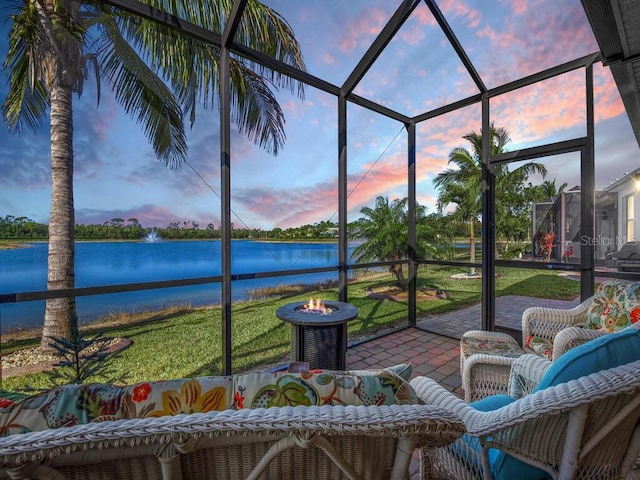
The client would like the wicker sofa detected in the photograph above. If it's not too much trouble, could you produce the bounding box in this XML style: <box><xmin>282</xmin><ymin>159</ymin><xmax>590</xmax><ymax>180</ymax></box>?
<box><xmin>0</xmin><ymin>364</ymin><xmax>465</xmax><ymax>480</ymax></box>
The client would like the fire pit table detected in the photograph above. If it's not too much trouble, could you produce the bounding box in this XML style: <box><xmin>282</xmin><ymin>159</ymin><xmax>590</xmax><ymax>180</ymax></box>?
<box><xmin>276</xmin><ymin>300</ymin><xmax>359</xmax><ymax>370</ymax></box>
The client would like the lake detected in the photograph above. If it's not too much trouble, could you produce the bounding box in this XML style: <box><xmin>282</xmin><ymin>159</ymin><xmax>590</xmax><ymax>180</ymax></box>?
<box><xmin>0</xmin><ymin>240</ymin><xmax>358</xmax><ymax>332</ymax></box>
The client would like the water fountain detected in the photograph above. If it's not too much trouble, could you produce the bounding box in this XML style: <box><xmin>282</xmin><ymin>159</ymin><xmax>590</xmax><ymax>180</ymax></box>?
<box><xmin>144</xmin><ymin>228</ymin><xmax>161</xmax><ymax>243</ymax></box>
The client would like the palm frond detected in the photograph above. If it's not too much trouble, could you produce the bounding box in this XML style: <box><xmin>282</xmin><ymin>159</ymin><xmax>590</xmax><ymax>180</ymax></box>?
<box><xmin>97</xmin><ymin>16</ymin><xmax>187</xmax><ymax>168</ymax></box>
<box><xmin>2</xmin><ymin>4</ymin><xmax>50</xmax><ymax>133</ymax></box>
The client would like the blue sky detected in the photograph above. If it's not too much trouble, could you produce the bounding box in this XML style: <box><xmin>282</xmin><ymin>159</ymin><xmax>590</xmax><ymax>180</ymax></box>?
<box><xmin>0</xmin><ymin>0</ymin><xmax>638</xmax><ymax>231</ymax></box>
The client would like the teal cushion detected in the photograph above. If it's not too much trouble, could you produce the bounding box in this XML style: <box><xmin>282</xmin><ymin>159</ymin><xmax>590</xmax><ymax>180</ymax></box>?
<box><xmin>470</xmin><ymin>394</ymin><xmax>515</xmax><ymax>412</ymax></box>
<box><xmin>469</xmin><ymin>395</ymin><xmax>549</xmax><ymax>480</ymax></box>
<box><xmin>535</xmin><ymin>327</ymin><xmax>640</xmax><ymax>392</ymax></box>
<box><xmin>489</xmin><ymin>449</ymin><xmax>551</xmax><ymax>480</ymax></box>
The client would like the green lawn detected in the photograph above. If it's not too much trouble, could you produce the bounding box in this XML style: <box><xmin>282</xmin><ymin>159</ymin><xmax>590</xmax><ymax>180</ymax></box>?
<box><xmin>0</xmin><ymin>265</ymin><xmax>580</xmax><ymax>392</ymax></box>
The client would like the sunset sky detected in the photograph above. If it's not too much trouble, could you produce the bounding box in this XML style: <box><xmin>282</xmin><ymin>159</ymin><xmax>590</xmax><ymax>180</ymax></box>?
<box><xmin>0</xmin><ymin>0</ymin><xmax>638</xmax><ymax>231</ymax></box>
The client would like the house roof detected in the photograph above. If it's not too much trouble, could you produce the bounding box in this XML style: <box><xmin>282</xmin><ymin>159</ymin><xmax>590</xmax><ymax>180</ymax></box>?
<box><xmin>582</xmin><ymin>0</ymin><xmax>640</xmax><ymax>148</ymax></box>
<box><xmin>603</xmin><ymin>166</ymin><xmax>640</xmax><ymax>192</ymax></box>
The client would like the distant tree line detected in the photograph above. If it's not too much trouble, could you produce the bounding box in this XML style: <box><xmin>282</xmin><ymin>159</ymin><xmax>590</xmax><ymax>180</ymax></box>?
<box><xmin>0</xmin><ymin>215</ymin><xmax>49</xmax><ymax>239</ymax></box>
<box><xmin>0</xmin><ymin>215</ymin><xmax>341</xmax><ymax>241</ymax></box>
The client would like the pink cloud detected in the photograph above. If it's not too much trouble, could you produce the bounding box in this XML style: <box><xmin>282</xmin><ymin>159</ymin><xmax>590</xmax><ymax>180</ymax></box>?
<box><xmin>321</xmin><ymin>52</ymin><xmax>336</xmax><ymax>65</ymax></box>
<box><xmin>594</xmin><ymin>69</ymin><xmax>625</xmax><ymax>121</ymax></box>
<box><xmin>439</xmin><ymin>0</ymin><xmax>482</xmax><ymax>29</ymax></box>
<box><xmin>231</xmin><ymin>150</ymin><xmax>414</xmax><ymax>228</ymax></box>
<box><xmin>471</xmin><ymin>3</ymin><xmax>598</xmax><ymax>87</ymax></box>
<box><xmin>339</xmin><ymin>7</ymin><xmax>390</xmax><ymax>52</ymax></box>
<box><xmin>234</xmin><ymin>183</ymin><xmax>339</xmax><ymax>228</ymax></box>
<box><xmin>399</xmin><ymin>26</ymin><xmax>425</xmax><ymax>46</ymax></box>
<box><xmin>498</xmin><ymin>0</ymin><xmax>528</xmax><ymax>16</ymax></box>
<box><xmin>412</xmin><ymin>5</ymin><xmax>437</xmax><ymax>27</ymax></box>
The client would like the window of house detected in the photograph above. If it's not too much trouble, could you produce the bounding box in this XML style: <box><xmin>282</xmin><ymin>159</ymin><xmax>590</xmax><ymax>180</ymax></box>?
<box><xmin>626</xmin><ymin>194</ymin><xmax>635</xmax><ymax>242</ymax></box>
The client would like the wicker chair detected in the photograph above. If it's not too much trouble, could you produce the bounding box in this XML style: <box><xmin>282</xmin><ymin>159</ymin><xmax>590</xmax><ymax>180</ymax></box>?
<box><xmin>460</xmin><ymin>280</ymin><xmax>640</xmax><ymax>402</ymax></box>
<box><xmin>522</xmin><ymin>279</ymin><xmax>640</xmax><ymax>361</ymax></box>
<box><xmin>411</xmin><ymin>328</ymin><xmax>640</xmax><ymax>480</ymax></box>
<box><xmin>522</xmin><ymin>298</ymin><xmax>602</xmax><ymax>360</ymax></box>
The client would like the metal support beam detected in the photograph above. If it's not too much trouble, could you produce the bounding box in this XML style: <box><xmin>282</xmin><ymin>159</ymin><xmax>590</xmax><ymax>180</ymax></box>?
<box><xmin>492</xmin><ymin>137</ymin><xmax>587</xmax><ymax>164</ymax></box>
<box><xmin>488</xmin><ymin>53</ymin><xmax>601</xmax><ymax>98</ymax></box>
<box><xmin>407</xmin><ymin>122</ymin><xmax>417</xmax><ymax>326</ymax></box>
<box><xmin>338</xmin><ymin>96</ymin><xmax>348</xmax><ymax>302</ymax></box>
<box><xmin>412</xmin><ymin>94</ymin><xmax>482</xmax><ymax>124</ymax></box>
<box><xmin>230</xmin><ymin>42</ymin><xmax>340</xmax><ymax>96</ymax></box>
<box><xmin>347</xmin><ymin>93</ymin><xmax>411</xmax><ymax>124</ymax></box>
<box><xmin>101</xmin><ymin>0</ymin><xmax>222</xmax><ymax>45</ymax></box>
<box><xmin>423</xmin><ymin>0</ymin><xmax>486</xmax><ymax>93</ymax></box>
<box><xmin>581</xmin><ymin>64</ymin><xmax>596</xmax><ymax>300</ymax></box>
<box><xmin>481</xmin><ymin>96</ymin><xmax>495</xmax><ymax>331</ymax></box>
<box><xmin>222</xmin><ymin>0</ymin><xmax>248</xmax><ymax>47</ymax></box>
<box><xmin>220</xmin><ymin>46</ymin><xmax>232</xmax><ymax>375</ymax></box>
<box><xmin>342</xmin><ymin>0</ymin><xmax>421</xmax><ymax>95</ymax></box>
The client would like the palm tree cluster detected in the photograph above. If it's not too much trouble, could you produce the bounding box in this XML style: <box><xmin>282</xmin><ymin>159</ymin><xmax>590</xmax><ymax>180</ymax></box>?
<box><xmin>349</xmin><ymin>124</ymin><xmax>564</xmax><ymax>285</ymax></box>
<box><xmin>433</xmin><ymin>123</ymin><xmax>550</xmax><ymax>271</ymax></box>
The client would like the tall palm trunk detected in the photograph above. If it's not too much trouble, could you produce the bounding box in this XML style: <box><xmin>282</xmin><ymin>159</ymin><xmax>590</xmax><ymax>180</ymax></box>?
<box><xmin>41</xmin><ymin>83</ymin><xmax>76</xmax><ymax>351</ymax></box>
<box><xmin>469</xmin><ymin>220</ymin><xmax>477</xmax><ymax>276</ymax></box>
<box><xmin>390</xmin><ymin>264</ymin><xmax>406</xmax><ymax>291</ymax></box>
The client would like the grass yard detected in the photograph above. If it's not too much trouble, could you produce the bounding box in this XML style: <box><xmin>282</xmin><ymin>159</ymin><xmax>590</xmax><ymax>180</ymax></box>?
<box><xmin>0</xmin><ymin>265</ymin><xmax>581</xmax><ymax>393</ymax></box>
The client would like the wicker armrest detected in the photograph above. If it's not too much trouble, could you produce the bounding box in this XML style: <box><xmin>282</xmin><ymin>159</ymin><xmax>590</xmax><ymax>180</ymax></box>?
<box><xmin>521</xmin><ymin>297</ymin><xmax>592</xmax><ymax>342</ymax></box>
<box><xmin>462</xmin><ymin>353</ymin><xmax>517</xmax><ymax>401</ymax></box>
<box><xmin>411</xmin><ymin>376</ymin><xmax>475</xmax><ymax>420</ymax></box>
<box><xmin>507</xmin><ymin>354</ymin><xmax>553</xmax><ymax>398</ymax></box>
<box><xmin>552</xmin><ymin>326</ymin><xmax>606</xmax><ymax>360</ymax></box>
<box><xmin>460</xmin><ymin>361</ymin><xmax>640</xmax><ymax>437</ymax></box>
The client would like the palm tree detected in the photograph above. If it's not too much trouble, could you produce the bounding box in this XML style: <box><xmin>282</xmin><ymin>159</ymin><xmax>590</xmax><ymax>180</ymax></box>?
<box><xmin>540</xmin><ymin>178</ymin><xmax>568</xmax><ymax>199</ymax></box>
<box><xmin>349</xmin><ymin>197</ymin><xmax>409</xmax><ymax>289</ymax></box>
<box><xmin>2</xmin><ymin>0</ymin><xmax>305</xmax><ymax>351</ymax></box>
<box><xmin>433</xmin><ymin>123</ymin><xmax>547</xmax><ymax>274</ymax></box>
<box><xmin>348</xmin><ymin>196</ymin><xmax>449</xmax><ymax>290</ymax></box>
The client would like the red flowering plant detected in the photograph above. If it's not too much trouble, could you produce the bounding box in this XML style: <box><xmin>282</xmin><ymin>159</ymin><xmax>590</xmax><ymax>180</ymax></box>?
<box><xmin>534</xmin><ymin>231</ymin><xmax>555</xmax><ymax>262</ymax></box>
<box><xmin>541</xmin><ymin>232</ymin><xmax>555</xmax><ymax>261</ymax></box>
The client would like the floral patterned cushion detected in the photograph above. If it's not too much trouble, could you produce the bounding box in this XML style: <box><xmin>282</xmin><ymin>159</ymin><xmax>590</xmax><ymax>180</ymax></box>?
<box><xmin>524</xmin><ymin>336</ymin><xmax>553</xmax><ymax>360</ymax></box>
<box><xmin>0</xmin><ymin>383</ymin><xmax>124</xmax><ymax>437</ymax></box>
<box><xmin>585</xmin><ymin>280</ymin><xmax>640</xmax><ymax>332</ymax></box>
<box><xmin>0</xmin><ymin>365</ymin><xmax>417</xmax><ymax>436</ymax></box>
<box><xmin>233</xmin><ymin>366</ymin><xmax>419</xmax><ymax>409</ymax></box>
<box><xmin>119</xmin><ymin>376</ymin><xmax>234</xmax><ymax>419</ymax></box>
<box><xmin>460</xmin><ymin>336</ymin><xmax>525</xmax><ymax>359</ymax></box>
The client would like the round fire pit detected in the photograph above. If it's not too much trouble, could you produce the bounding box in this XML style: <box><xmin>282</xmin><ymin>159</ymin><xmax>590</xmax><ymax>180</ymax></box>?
<box><xmin>276</xmin><ymin>301</ymin><xmax>358</xmax><ymax>370</ymax></box>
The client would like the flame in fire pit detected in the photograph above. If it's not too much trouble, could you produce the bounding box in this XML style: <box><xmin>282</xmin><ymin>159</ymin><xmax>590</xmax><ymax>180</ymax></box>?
<box><xmin>299</xmin><ymin>298</ymin><xmax>334</xmax><ymax>315</ymax></box>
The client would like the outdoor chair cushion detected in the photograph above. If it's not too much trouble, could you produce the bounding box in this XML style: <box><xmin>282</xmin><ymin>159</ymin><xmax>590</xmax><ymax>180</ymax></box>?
<box><xmin>524</xmin><ymin>336</ymin><xmax>553</xmax><ymax>360</ymax></box>
<box><xmin>584</xmin><ymin>279</ymin><xmax>640</xmax><ymax>331</ymax></box>
<box><xmin>468</xmin><ymin>395</ymin><xmax>548</xmax><ymax>480</ymax></box>
<box><xmin>234</xmin><ymin>364</ymin><xmax>417</xmax><ymax>409</ymax></box>
<box><xmin>460</xmin><ymin>327</ymin><xmax>640</xmax><ymax>480</ymax></box>
<box><xmin>119</xmin><ymin>375</ymin><xmax>235</xmax><ymax>419</ymax></box>
<box><xmin>445</xmin><ymin>394</ymin><xmax>546</xmax><ymax>480</ymax></box>
<box><xmin>0</xmin><ymin>383</ymin><xmax>126</xmax><ymax>437</ymax></box>
<box><xmin>0</xmin><ymin>364</ymin><xmax>417</xmax><ymax>437</ymax></box>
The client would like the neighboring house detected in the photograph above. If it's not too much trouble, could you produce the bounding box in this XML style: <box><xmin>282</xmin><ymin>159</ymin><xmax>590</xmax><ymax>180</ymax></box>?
<box><xmin>531</xmin><ymin>168</ymin><xmax>640</xmax><ymax>264</ymax></box>
<box><xmin>599</xmin><ymin>167</ymin><xmax>640</xmax><ymax>261</ymax></box>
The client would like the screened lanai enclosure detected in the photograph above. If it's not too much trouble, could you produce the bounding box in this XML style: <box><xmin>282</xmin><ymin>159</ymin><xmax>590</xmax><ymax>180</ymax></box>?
<box><xmin>2</xmin><ymin>0</ymin><xmax>640</xmax><ymax>377</ymax></box>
